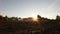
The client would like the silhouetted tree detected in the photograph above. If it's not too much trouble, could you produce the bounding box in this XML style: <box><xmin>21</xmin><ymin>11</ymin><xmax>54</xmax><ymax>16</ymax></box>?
<box><xmin>37</xmin><ymin>15</ymin><xmax>41</xmax><ymax>18</ymax></box>
<box><xmin>0</xmin><ymin>15</ymin><xmax>60</xmax><ymax>34</ymax></box>
<box><xmin>37</xmin><ymin>15</ymin><xmax>41</xmax><ymax>22</ymax></box>
<box><xmin>0</xmin><ymin>15</ymin><xmax>3</xmax><ymax>20</ymax></box>
<box><xmin>56</xmin><ymin>15</ymin><xmax>60</xmax><ymax>21</ymax></box>
<box><xmin>4</xmin><ymin>16</ymin><xmax>8</xmax><ymax>21</ymax></box>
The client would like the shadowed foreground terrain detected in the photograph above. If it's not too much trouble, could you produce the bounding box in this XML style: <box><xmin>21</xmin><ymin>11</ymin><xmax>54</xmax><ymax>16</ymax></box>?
<box><xmin>0</xmin><ymin>15</ymin><xmax>60</xmax><ymax>34</ymax></box>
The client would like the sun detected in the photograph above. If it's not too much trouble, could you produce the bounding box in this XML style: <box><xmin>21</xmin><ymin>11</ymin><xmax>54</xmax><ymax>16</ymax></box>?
<box><xmin>33</xmin><ymin>17</ymin><xmax>38</xmax><ymax>21</ymax></box>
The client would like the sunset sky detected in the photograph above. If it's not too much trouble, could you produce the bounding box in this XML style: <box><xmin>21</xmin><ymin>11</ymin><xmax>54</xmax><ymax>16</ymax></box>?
<box><xmin>0</xmin><ymin>0</ymin><xmax>60</xmax><ymax>19</ymax></box>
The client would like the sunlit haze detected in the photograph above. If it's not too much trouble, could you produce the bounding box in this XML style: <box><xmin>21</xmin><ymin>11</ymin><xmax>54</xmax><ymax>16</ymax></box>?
<box><xmin>0</xmin><ymin>0</ymin><xmax>60</xmax><ymax>19</ymax></box>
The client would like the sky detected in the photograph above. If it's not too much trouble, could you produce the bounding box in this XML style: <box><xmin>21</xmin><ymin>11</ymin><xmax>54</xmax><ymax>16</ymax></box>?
<box><xmin>0</xmin><ymin>0</ymin><xmax>60</xmax><ymax>19</ymax></box>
